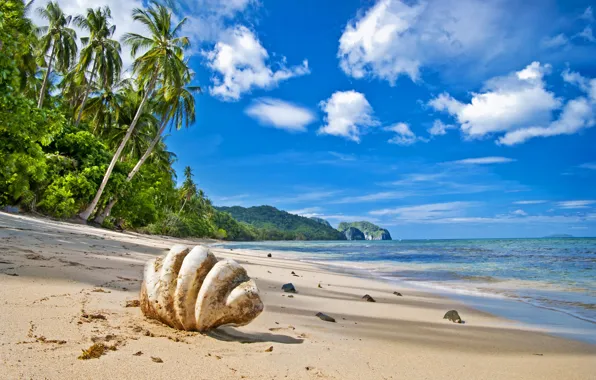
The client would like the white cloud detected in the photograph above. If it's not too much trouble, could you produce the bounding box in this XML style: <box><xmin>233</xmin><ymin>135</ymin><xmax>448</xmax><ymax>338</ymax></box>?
<box><xmin>449</xmin><ymin>157</ymin><xmax>516</xmax><ymax>165</ymax></box>
<box><xmin>370</xmin><ymin>201</ymin><xmax>477</xmax><ymax>219</ymax></box>
<box><xmin>337</xmin><ymin>0</ymin><xmax>524</xmax><ymax>84</ymax></box>
<box><xmin>428</xmin><ymin>119</ymin><xmax>455</xmax><ymax>136</ymax></box>
<box><xmin>430</xmin><ymin>62</ymin><xmax>596</xmax><ymax>145</ymax></box>
<box><xmin>318</xmin><ymin>90</ymin><xmax>378</xmax><ymax>142</ymax></box>
<box><xmin>430</xmin><ymin>62</ymin><xmax>561</xmax><ymax>140</ymax></box>
<box><xmin>513</xmin><ymin>200</ymin><xmax>547</xmax><ymax>205</ymax></box>
<box><xmin>557</xmin><ymin>200</ymin><xmax>596</xmax><ymax>209</ymax></box>
<box><xmin>245</xmin><ymin>98</ymin><xmax>315</xmax><ymax>132</ymax></box>
<box><xmin>577</xmin><ymin>26</ymin><xmax>596</xmax><ymax>43</ymax></box>
<box><xmin>511</xmin><ymin>209</ymin><xmax>527</xmax><ymax>216</ymax></box>
<box><xmin>579</xmin><ymin>162</ymin><xmax>596</xmax><ymax>170</ymax></box>
<box><xmin>332</xmin><ymin>191</ymin><xmax>410</xmax><ymax>204</ymax></box>
<box><xmin>287</xmin><ymin>207</ymin><xmax>323</xmax><ymax>217</ymax></box>
<box><xmin>498</xmin><ymin>96</ymin><xmax>595</xmax><ymax>145</ymax></box>
<box><xmin>541</xmin><ymin>34</ymin><xmax>569</xmax><ymax>49</ymax></box>
<box><xmin>581</xmin><ymin>6</ymin><xmax>594</xmax><ymax>22</ymax></box>
<box><xmin>205</xmin><ymin>26</ymin><xmax>310</xmax><ymax>101</ymax></box>
<box><xmin>385</xmin><ymin>122</ymin><xmax>422</xmax><ymax>145</ymax></box>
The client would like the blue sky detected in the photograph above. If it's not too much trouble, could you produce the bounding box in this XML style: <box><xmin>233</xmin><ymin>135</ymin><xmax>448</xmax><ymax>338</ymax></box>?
<box><xmin>41</xmin><ymin>0</ymin><xmax>596</xmax><ymax>238</ymax></box>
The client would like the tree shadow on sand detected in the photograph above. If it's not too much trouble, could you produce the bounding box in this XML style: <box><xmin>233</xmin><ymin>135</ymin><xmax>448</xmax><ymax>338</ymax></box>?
<box><xmin>206</xmin><ymin>326</ymin><xmax>303</xmax><ymax>344</ymax></box>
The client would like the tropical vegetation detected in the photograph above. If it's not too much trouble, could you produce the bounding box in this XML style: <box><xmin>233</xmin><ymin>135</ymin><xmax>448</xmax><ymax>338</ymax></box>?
<box><xmin>217</xmin><ymin>206</ymin><xmax>346</xmax><ymax>241</ymax></box>
<box><xmin>0</xmin><ymin>0</ymin><xmax>252</xmax><ymax>240</ymax></box>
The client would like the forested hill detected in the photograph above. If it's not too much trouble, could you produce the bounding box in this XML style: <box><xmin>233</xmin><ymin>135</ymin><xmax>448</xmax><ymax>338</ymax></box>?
<box><xmin>216</xmin><ymin>206</ymin><xmax>346</xmax><ymax>241</ymax></box>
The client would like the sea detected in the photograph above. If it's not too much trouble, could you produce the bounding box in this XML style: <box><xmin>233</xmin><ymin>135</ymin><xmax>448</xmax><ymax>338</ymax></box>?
<box><xmin>216</xmin><ymin>238</ymin><xmax>596</xmax><ymax>344</ymax></box>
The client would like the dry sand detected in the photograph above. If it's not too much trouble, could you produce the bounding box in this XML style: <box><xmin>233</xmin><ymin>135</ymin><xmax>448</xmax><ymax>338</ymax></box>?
<box><xmin>0</xmin><ymin>212</ymin><xmax>595</xmax><ymax>380</ymax></box>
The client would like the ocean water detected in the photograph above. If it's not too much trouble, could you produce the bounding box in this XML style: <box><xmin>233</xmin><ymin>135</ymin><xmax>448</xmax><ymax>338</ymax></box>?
<box><xmin>217</xmin><ymin>238</ymin><xmax>596</xmax><ymax>343</ymax></box>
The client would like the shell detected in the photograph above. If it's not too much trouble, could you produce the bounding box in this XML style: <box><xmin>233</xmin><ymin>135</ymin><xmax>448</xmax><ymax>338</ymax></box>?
<box><xmin>140</xmin><ymin>245</ymin><xmax>264</xmax><ymax>331</ymax></box>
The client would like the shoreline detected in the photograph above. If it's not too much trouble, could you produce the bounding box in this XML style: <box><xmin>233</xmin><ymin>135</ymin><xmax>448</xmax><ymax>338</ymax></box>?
<box><xmin>215</xmin><ymin>242</ymin><xmax>596</xmax><ymax>345</ymax></box>
<box><xmin>1</xmin><ymin>212</ymin><xmax>596</xmax><ymax>379</ymax></box>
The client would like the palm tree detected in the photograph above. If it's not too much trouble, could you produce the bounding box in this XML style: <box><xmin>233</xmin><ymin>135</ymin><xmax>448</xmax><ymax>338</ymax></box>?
<box><xmin>83</xmin><ymin>78</ymin><xmax>131</xmax><ymax>135</ymax></box>
<box><xmin>79</xmin><ymin>1</ymin><xmax>190</xmax><ymax>221</ymax></box>
<box><xmin>179</xmin><ymin>166</ymin><xmax>196</xmax><ymax>214</ymax></box>
<box><xmin>93</xmin><ymin>78</ymin><xmax>200</xmax><ymax>223</ymax></box>
<box><xmin>36</xmin><ymin>1</ymin><xmax>77</xmax><ymax>108</ymax></box>
<box><xmin>73</xmin><ymin>6</ymin><xmax>122</xmax><ymax>126</ymax></box>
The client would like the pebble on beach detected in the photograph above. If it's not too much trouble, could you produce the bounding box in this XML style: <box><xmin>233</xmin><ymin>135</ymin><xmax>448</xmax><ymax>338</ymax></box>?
<box><xmin>443</xmin><ymin>310</ymin><xmax>463</xmax><ymax>323</ymax></box>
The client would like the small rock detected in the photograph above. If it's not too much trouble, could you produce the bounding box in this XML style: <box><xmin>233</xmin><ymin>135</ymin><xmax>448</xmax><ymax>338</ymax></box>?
<box><xmin>125</xmin><ymin>300</ymin><xmax>140</xmax><ymax>308</ymax></box>
<box><xmin>133</xmin><ymin>351</ymin><xmax>143</xmax><ymax>356</ymax></box>
<box><xmin>317</xmin><ymin>283</ymin><xmax>322</xmax><ymax>289</ymax></box>
<box><xmin>151</xmin><ymin>356</ymin><xmax>163</xmax><ymax>363</ymax></box>
<box><xmin>264</xmin><ymin>346</ymin><xmax>273</xmax><ymax>352</ymax></box>
<box><xmin>362</xmin><ymin>294</ymin><xmax>376</xmax><ymax>302</ymax></box>
<box><xmin>288</xmin><ymin>295</ymin><xmax>294</xmax><ymax>298</ymax></box>
<box><xmin>316</xmin><ymin>312</ymin><xmax>336</xmax><ymax>323</ymax></box>
<box><xmin>393</xmin><ymin>292</ymin><xmax>403</xmax><ymax>296</ymax></box>
<box><xmin>267</xmin><ymin>253</ymin><xmax>272</xmax><ymax>258</ymax></box>
<box><xmin>443</xmin><ymin>310</ymin><xmax>462</xmax><ymax>323</ymax></box>
<box><xmin>281</xmin><ymin>283</ymin><xmax>296</xmax><ymax>293</ymax></box>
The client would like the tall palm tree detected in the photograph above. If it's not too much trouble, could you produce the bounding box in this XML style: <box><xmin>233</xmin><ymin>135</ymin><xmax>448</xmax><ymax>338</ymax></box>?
<box><xmin>179</xmin><ymin>166</ymin><xmax>196</xmax><ymax>214</ymax></box>
<box><xmin>73</xmin><ymin>6</ymin><xmax>122</xmax><ymax>126</ymax></box>
<box><xmin>36</xmin><ymin>1</ymin><xmax>77</xmax><ymax>108</ymax></box>
<box><xmin>79</xmin><ymin>1</ymin><xmax>190</xmax><ymax>221</ymax></box>
<box><xmin>93</xmin><ymin>78</ymin><xmax>200</xmax><ymax>223</ymax></box>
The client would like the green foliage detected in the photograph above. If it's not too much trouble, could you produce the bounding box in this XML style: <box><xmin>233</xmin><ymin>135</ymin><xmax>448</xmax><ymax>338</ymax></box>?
<box><xmin>216</xmin><ymin>206</ymin><xmax>346</xmax><ymax>241</ymax></box>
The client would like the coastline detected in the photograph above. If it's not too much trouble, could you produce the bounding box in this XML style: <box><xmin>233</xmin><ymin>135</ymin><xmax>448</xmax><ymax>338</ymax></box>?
<box><xmin>1</xmin><ymin>212</ymin><xmax>595</xmax><ymax>379</ymax></box>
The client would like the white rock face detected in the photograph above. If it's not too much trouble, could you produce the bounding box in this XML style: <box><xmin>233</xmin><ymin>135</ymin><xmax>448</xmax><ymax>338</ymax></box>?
<box><xmin>140</xmin><ymin>245</ymin><xmax>263</xmax><ymax>331</ymax></box>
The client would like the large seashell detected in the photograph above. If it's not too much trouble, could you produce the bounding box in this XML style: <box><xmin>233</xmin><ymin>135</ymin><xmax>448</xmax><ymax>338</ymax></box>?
<box><xmin>140</xmin><ymin>245</ymin><xmax>264</xmax><ymax>331</ymax></box>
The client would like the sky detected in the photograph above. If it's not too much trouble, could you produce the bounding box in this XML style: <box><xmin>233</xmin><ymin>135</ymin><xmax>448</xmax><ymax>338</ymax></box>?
<box><xmin>36</xmin><ymin>0</ymin><xmax>596</xmax><ymax>239</ymax></box>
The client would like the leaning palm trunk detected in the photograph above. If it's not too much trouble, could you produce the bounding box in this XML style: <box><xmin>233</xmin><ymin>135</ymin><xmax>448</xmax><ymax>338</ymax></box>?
<box><xmin>79</xmin><ymin>70</ymin><xmax>159</xmax><ymax>221</ymax></box>
<box><xmin>38</xmin><ymin>44</ymin><xmax>56</xmax><ymax>108</ymax></box>
<box><xmin>93</xmin><ymin>118</ymin><xmax>168</xmax><ymax>224</ymax></box>
<box><xmin>74</xmin><ymin>59</ymin><xmax>97</xmax><ymax>126</ymax></box>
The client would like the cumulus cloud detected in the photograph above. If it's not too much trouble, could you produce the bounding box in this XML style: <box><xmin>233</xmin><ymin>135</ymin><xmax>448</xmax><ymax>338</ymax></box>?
<box><xmin>385</xmin><ymin>123</ymin><xmax>421</xmax><ymax>145</ymax></box>
<box><xmin>449</xmin><ymin>157</ymin><xmax>516</xmax><ymax>165</ymax></box>
<box><xmin>428</xmin><ymin>120</ymin><xmax>455</xmax><ymax>136</ymax></box>
<box><xmin>430</xmin><ymin>62</ymin><xmax>560</xmax><ymax>138</ymax></box>
<box><xmin>511</xmin><ymin>209</ymin><xmax>527</xmax><ymax>216</ymax></box>
<box><xmin>245</xmin><ymin>98</ymin><xmax>315</xmax><ymax>132</ymax></box>
<box><xmin>337</xmin><ymin>0</ymin><xmax>532</xmax><ymax>84</ymax></box>
<box><xmin>318</xmin><ymin>91</ymin><xmax>378</xmax><ymax>142</ymax></box>
<box><xmin>205</xmin><ymin>26</ymin><xmax>310</xmax><ymax>101</ymax></box>
<box><xmin>429</xmin><ymin>62</ymin><xmax>596</xmax><ymax>145</ymax></box>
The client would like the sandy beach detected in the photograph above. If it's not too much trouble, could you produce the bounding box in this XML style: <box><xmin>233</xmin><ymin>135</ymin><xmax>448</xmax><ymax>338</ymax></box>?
<box><xmin>1</xmin><ymin>212</ymin><xmax>595</xmax><ymax>380</ymax></box>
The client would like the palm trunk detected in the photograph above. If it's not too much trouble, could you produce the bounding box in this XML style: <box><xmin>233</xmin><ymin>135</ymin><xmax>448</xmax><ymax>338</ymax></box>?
<box><xmin>79</xmin><ymin>69</ymin><xmax>159</xmax><ymax>221</ymax></box>
<box><xmin>179</xmin><ymin>197</ymin><xmax>188</xmax><ymax>214</ymax></box>
<box><xmin>93</xmin><ymin>118</ymin><xmax>169</xmax><ymax>224</ymax></box>
<box><xmin>38</xmin><ymin>44</ymin><xmax>56</xmax><ymax>108</ymax></box>
<box><xmin>74</xmin><ymin>59</ymin><xmax>97</xmax><ymax>126</ymax></box>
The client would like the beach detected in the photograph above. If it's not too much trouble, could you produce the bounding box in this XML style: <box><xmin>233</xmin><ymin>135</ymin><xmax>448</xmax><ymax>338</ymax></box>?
<box><xmin>1</xmin><ymin>212</ymin><xmax>595</xmax><ymax>380</ymax></box>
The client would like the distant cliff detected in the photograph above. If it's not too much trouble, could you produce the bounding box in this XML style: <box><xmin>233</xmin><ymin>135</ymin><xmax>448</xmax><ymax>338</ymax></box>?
<box><xmin>337</xmin><ymin>221</ymin><xmax>392</xmax><ymax>241</ymax></box>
